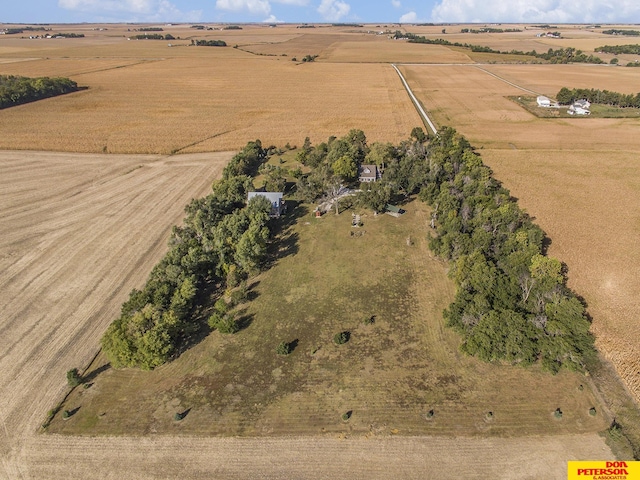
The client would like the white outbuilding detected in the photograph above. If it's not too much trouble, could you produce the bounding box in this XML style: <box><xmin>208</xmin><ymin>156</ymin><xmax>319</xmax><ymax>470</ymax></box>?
<box><xmin>537</xmin><ymin>95</ymin><xmax>552</xmax><ymax>107</ymax></box>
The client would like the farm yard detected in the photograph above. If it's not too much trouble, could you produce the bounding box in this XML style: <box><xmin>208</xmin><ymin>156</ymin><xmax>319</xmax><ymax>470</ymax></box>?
<box><xmin>1</xmin><ymin>22</ymin><xmax>639</xmax><ymax>478</ymax></box>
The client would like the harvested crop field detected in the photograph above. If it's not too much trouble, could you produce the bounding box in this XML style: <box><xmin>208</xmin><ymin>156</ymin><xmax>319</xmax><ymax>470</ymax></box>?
<box><xmin>0</xmin><ymin>149</ymin><xmax>230</xmax><ymax>476</ymax></box>
<box><xmin>0</xmin><ymin>26</ymin><xmax>422</xmax><ymax>154</ymax></box>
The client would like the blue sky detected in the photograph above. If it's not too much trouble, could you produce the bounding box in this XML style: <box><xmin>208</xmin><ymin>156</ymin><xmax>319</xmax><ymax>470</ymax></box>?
<box><xmin>3</xmin><ymin>0</ymin><xmax>640</xmax><ymax>25</ymax></box>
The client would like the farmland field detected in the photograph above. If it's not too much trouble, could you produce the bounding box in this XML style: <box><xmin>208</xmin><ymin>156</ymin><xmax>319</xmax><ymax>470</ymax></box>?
<box><xmin>0</xmin><ymin>25</ymin><xmax>422</xmax><ymax>154</ymax></box>
<box><xmin>1</xmin><ymin>22</ymin><xmax>639</xmax><ymax>479</ymax></box>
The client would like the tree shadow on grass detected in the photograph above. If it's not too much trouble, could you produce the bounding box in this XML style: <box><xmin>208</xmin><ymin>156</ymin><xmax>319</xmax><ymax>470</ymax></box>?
<box><xmin>265</xmin><ymin>200</ymin><xmax>307</xmax><ymax>267</ymax></box>
<box><xmin>83</xmin><ymin>363</ymin><xmax>111</xmax><ymax>383</ymax></box>
<box><xmin>235</xmin><ymin>309</ymin><xmax>255</xmax><ymax>332</ymax></box>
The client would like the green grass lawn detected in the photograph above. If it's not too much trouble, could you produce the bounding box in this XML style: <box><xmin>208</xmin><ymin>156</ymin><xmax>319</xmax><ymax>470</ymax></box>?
<box><xmin>48</xmin><ymin>200</ymin><xmax>608</xmax><ymax>437</ymax></box>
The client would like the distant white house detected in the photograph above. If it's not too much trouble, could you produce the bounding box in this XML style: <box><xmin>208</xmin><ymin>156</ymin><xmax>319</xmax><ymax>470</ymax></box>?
<box><xmin>574</xmin><ymin>99</ymin><xmax>591</xmax><ymax>109</ymax></box>
<box><xmin>568</xmin><ymin>105</ymin><xmax>590</xmax><ymax>115</ymax></box>
<box><xmin>358</xmin><ymin>164</ymin><xmax>381</xmax><ymax>183</ymax></box>
<box><xmin>247</xmin><ymin>191</ymin><xmax>286</xmax><ymax>217</ymax></box>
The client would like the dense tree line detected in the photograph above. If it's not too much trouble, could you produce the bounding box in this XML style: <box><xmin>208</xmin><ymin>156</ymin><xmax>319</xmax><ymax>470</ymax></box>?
<box><xmin>101</xmin><ymin>141</ymin><xmax>274</xmax><ymax>369</ymax></box>
<box><xmin>191</xmin><ymin>39</ymin><xmax>226</xmax><ymax>47</ymax></box>
<box><xmin>596</xmin><ymin>44</ymin><xmax>640</xmax><ymax>55</ymax></box>
<box><xmin>130</xmin><ymin>33</ymin><xmax>175</xmax><ymax>40</ymax></box>
<box><xmin>299</xmin><ymin>128</ymin><xmax>594</xmax><ymax>372</ymax></box>
<box><xmin>0</xmin><ymin>75</ymin><xmax>78</xmax><ymax>109</ymax></box>
<box><xmin>419</xmin><ymin>128</ymin><xmax>595</xmax><ymax>372</ymax></box>
<box><xmin>603</xmin><ymin>29</ymin><xmax>640</xmax><ymax>36</ymax></box>
<box><xmin>394</xmin><ymin>32</ymin><xmax>604</xmax><ymax>64</ymax></box>
<box><xmin>556</xmin><ymin>87</ymin><xmax>640</xmax><ymax>108</ymax></box>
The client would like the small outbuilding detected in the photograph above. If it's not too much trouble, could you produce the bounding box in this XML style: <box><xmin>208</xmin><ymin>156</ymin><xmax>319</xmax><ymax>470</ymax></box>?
<box><xmin>537</xmin><ymin>95</ymin><xmax>552</xmax><ymax>107</ymax></box>
<box><xmin>385</xmin><ymin>204</ymin><xmax>405</xmax><ymax>217</ymax></box>
<box><xmin>247</xmin><ymin>191</ymin><xmax>286</xmax><ymax>217</ymax></box>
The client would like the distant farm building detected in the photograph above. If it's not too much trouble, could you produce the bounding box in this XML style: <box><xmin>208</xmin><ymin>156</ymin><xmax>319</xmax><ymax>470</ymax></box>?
<box><xmin>537</xmin><ymin>96</ymin><xmax>552</xmax><ymax>107</ymax></box>
<box><xmin>568</xmin><ymin>105</ymin><xmax>590</xmax><ymax>115</ymax></box>
<box><xmin>247</xmin><ymin>191</ymin><xmax>286</xmax><ymax>217</ymax></box>
<box><xmin>358</xmin><ymin>164</ymin><xmax>380</xmax><ymax>183</ymax></box>
<box><xmin>574</xmin><ymin>99</ymin><xmax>591</xmax><ymax>109</ymax></box>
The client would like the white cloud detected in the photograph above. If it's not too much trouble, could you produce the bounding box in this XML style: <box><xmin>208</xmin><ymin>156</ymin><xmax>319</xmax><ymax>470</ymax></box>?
<box><xmin>399</xmin><ymin>11</ymin><xmax>418</xmax><ymax>23</ymax></box>
<box><xmin>272</xmin><ymin>0</ymin><xmax>309</xmax><ymax>4</ymax></box>
<box><xmin>391</xmin><ymin>0</ymin><xmax>401</xmax><ymax>7</ymax></box>
<box><xmin>263</xmin><ymin>14</ymin><xmax>285</xmax><ymax>22</ymax></box>
<box><xmin>431</xmin><ymin>0</ymin><xmax>640</xmax><ymax>23</ymax></box>
<box><xmin>317</xmin><ymin>0</ymin><xmax>351</xmax><ymax>21</ymax></box>
<box><xmin>58</xmin><ymin>0</ymin><xmax>201</xmax><ymax>21</ymax></box>
<box><xmin>215</xmin><ymin>0</ymin><xmax>271</xmax><ymax>16</ymax></box>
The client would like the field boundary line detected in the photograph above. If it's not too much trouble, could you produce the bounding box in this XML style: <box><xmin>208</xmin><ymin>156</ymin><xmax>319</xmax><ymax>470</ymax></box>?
<box><xmin>472</xmin><ymin>66</ymin><xmax>539</xmax><ymax>95</ymax></box>
<box><xmin>391</xmin><ymin>64</ymin><xmax>438</xmax><ymax>136</ymax></box>
<box><xmin>170</xmin><ymin>130</ymin><xmax>232</xmax><ymax>155</ymax></box>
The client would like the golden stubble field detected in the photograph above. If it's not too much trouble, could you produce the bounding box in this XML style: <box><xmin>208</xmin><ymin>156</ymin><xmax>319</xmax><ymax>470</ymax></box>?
<box><xmin>399</xmin><ymin>63</ymin><xmax>640</xmax><ymax>407</ymax></box>
<box><xmin>0</xmin><ymin>24</ymin><xmax>422</xmax><ymax>154</ymax></box>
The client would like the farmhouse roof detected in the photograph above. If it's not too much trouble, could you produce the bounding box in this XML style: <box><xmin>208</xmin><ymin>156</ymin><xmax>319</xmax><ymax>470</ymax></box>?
<box><xmin>247</xmin><ymin>191</ymin><xmax>285</xmax><ymax>217</ymax></box>
<box><xmin>358</xmin><ymin>164</ymin><xmax>380</xmax><ymax>182</ymax></box>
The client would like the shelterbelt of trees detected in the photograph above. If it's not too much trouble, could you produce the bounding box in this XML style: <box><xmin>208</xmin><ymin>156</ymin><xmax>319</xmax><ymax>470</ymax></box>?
<box><xmin>297</xmin><ymin>127</ymin><xmax>595</xmax><ymax>373</ymax></box>
<box><xmin>0</xmin><ymin>75</ymin><xmax>78</xmax><ymax>109</ymax></box>
<box><xmin>419</xmin><ymin>129</ymin><xmax>594</xmax><ymax>372</ymax></box>
<box><xmin>556</xmin><ymin>87</ymin><xmax>640</xmax><ymax>108</ymax></box>
<box><xmin>101</xmin><ymin>141</ymin><xmax>274</xmax><ymax>369</ymax></box>
<box><xmin>393</xmin><ymin>32</ymin><xmax>605</xmax><ymax>64</ymax></box>
<box><xmin>596</xmin><ymin>44</ymin><xmax>640</xmax><ymax>55</ymax></box>
<box><xmin>104</xmin><ymin>128</ymin><xmax>595</xmax><ymax>373</ymax></box>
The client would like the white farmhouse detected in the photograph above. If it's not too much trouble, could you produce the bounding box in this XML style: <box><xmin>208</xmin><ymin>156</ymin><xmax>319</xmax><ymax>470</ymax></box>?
<box><xmin>574</xmin><ymin>99</ymin><xmax>591</xmax><ymax>109</ymax></box>
<box><xmin>568</xmin><ymin>105</ymin><xmax>590</xmax><ymax>115</ymax></box>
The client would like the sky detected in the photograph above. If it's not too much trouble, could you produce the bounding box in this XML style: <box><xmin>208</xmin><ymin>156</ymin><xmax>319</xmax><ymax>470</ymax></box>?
<box><xmin>3</xmin><ymin>0</ymin><xmax>640</xmax><ymax>25</ymax></box>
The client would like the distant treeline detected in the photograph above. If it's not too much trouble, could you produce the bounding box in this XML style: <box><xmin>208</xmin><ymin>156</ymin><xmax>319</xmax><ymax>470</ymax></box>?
<box><xmin>0</xmin><ymin>75</ymin><xmax>78</xmax><ymax>109</ymax></box>
<box><xmin>51</xmin><ymin>32</ymin><xmax>84</xmax><ymax>38</ymax></box>
<box><xmin>395</xmin><ymin>32</ymin><xmax>605</xmax><ymax>64</ymax></box>
<box><xmin>101</xmin><ymin>141</ymin><xmax>274</xmax><ymax>369</ymax></box>
<box><xmin>460</xmin><ymin>28</ymin><xmax>522</xmax><ymax>33</ymax></box>
<box><xmin>130</xmin><ymin>33</ymin><xmax>175</xmax><ymax>40</ymax></box>
<box><xmin>2</xmin><ymin>26</ymin><xmax>48</xmax><ymax>34</ymax></box>
<box><xmin>223</xmin><ymin>25</ymin><xmax>242</xmax><ymax>30</ymax></box>
<box><xmin>557</xmin><ymin>87</ymin><xmax>640</xmax><ymax>108</ymax></box>
<box><xmin>191</xmin><ymin>39</ymin><xmax>226</xmax><ymax>47</ymax></box>
<box><xmin>596</xmin><ymin>44</ymin><xmax>640</xmax><ymax>55</ymax></box>
<box><xmin>603</xmin><ymin>29</ymin><xmax>640</xmax><ymax>36</ymax></box>
<box><xmin>138</xmin><ymin>27</ymin><xmax>163</xmax><ymax>31</ymax></box>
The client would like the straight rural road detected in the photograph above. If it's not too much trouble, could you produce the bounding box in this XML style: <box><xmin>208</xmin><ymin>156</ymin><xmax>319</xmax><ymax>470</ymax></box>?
<box><xmin>392</xmin><ymin>64</ymin><xmax>439</xmax><ymax>135</ymax></box>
